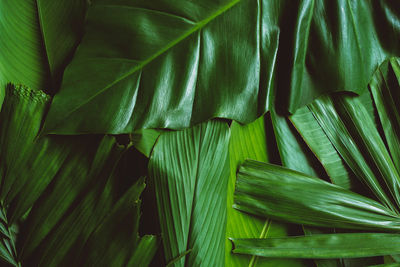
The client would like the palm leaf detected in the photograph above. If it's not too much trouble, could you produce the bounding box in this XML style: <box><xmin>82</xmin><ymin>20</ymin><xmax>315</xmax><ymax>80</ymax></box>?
<box><xmin>234</xmin><ymin>160</ymin><xmax>400</xmax><ymax>232</ymax></box>
<box><xmin>289</xmin><ymin>106</ymin><xmax>354</xmax><ymax>189</ymax></box>
<box><xmin>0</xmin><ymin>83</ymin><xmax>158</xmax><ymax>266</ymax></box>
<box><xmin>231</xmin><ymin>233</ymin><xmax>400</xmax><ymax>259</ymax></box>
<box><xmin>369</xmin><ymin>58</ymin><xmax>400</xmax><ymax>174</ymax></box>
<box><xmin>149</xmin><ymin>120</ymin><xmax>230</xmax><ymax>266</ymax></box>
<box><xmin>308</xmin><ymin>94</ymin><xmax>400</xmax><ymax>212</ymax></box>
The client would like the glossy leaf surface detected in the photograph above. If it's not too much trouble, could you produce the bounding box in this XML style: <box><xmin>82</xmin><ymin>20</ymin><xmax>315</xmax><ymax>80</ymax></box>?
<box><xmin>227</xmin><ymin>118</ymin><xmax>306</xmax><ymax>267</ymax></box>
<box><xmin>44</xmin><ymin>0</ymin><xmax>400</xmax><ymax>134</ymax></box>
<box><xmin>290</xmin><ymin>106</ymin><xmax>354</xmax><ymax>189</ymax></box>
<box><xmin>309</xmin><ymin>94</ymin><xmax>400</xmax><ymax>213</ymax></box>
<box><xmin>234</xmin><ymin>160</ymin><xmax>400</xmax><ymax>232</ymax></box>
<box><xmin>149</xmin><ymin>120</ymin><xmax>230</xmax><ymax>266</ymax></box>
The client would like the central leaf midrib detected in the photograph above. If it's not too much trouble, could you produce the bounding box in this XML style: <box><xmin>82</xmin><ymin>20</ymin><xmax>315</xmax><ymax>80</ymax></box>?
<box><xmin>65</xmin><ymin>0</ymin><xmax>242</xmax><ymax>121</ymax></box>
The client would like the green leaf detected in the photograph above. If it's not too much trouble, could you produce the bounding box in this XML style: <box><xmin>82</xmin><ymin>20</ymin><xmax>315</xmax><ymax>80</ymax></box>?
<box><xmin>76</xmin><ymin>177</ymin><xmax>158</xmax><ymax>267</ymax></box>
<box><xmin>0</xmin><ymin>0</ymin><xmax>87</xmax><ymax>105</ymax></box>
<box><xmin>290</xmin><ymin>106</ymin><xmax>354</xmax><ymax>189</ymax></box>
<box><xmin>37</xmin><ymin>0</ymin><xmax>88</xmax><ymax>86</ymax></box>
<box><xmin>126</xmin><ymin>235</ymin><xmax>159</xmax><ymax>267</ymax></box>
<box><xmin>0</xmin><ymin>83</ymin><xmax>156</xmax><ymax>266</ymax></box>
<box><xmin>18</xmin><ymin>135</ymin><xmax>124</xmax><ymax>260</ymax></box>
<box><xmin>270</xmin><ymin>108</ymin><xmax>322</xmax><ymax>177</ymax></box>
<box><xmin>43</xmin><ymin>0</ymin><xmax>278</xmax><ymax>134</ymax></box>
<box><xmin>0</xmin><ymin>1</ymin><xmax>50</xmax><ymax>104</ymax></box>
<box><xmin>43</xmin><ymin>0</ymin><xmax>400</xmax><ymax>134</ymax></box>
<box><xmin>231</xmin><ymin>233</ymin><xmax>400</xmax><ymax>259</ymax></box>
<box><xmin>130</xmin><ymin>129</ymin><xmax>161</xmax><ymax>157</ymax></box>
<box><xmin>234</xmin><ymin>160</ymin><xmax>400</xmax><ymax>232</ymax></box>
<box><xmin>369</xmin><ymin>58</ymin><xmax>400</xmax><ymax>175</ymax></box>
<box><xmin>227</xmin><ymin>118</ymin><xmax>306</xmax><ymax>267</ymax></box>
<box><xmin>308</xmin><ymin>94</ymin><xmax>400</xmax><ymax>213</ymax></box>
<box><xmin>149</xmin><ymin>120</ymin><xmax>230</xmax><ymax>266</ymax></box>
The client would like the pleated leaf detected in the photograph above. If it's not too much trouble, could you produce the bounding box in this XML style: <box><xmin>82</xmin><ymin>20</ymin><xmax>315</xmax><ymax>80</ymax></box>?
<box><xmin>231</xmin><ymin>233</ymin><xmax>400</xmax><ymax>259</ymax></box>
<box><xmin>290</xmin><ymin>106</ymin><xmax>354</xmax><ymax>189</ymax></box>
<box><xmin>149</xmin><ymin>120</ymin><xmax>230</xmax><ymax>266</ymax></box>
<box><xmin>0</xmin><ymin>83</ymin><xmax>157</xmax><ymax>266</ymax></box>
<box><xmin>75</xmin><ymin>177</ymin><xmax>158</xmax><ymax>267</ymax></box>
<box><xmin>227</xmin><ymin>118</ymin><xmax>306</xmax><ymax>267</ymax></box>
<box><xmin>234</xmin><ymin>160</ymin><xmax>400</xmax><ymax>232</ymax></box>
<box><xmin>309</xmin><ymin>94</ymin><xmax>400</xmax><ymax>213</ymax></box>
<box><xmin>270</xmin><ymin>108</ymin><xmax>322</xmax><ymax>177</ymax></box>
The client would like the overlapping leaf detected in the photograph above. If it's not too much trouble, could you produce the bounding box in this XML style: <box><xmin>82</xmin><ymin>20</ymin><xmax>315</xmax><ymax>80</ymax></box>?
<box><xmin>0</xmin><ymin>84</ymin><xmax>158</xmax><ymax>266</ymax></box>
<box><xmin>0</xmin><ymin>0</ymin><xmax>87</xmax><ymax>108</ymax></box>
<box><xmin>43</xmin><ymin>0</ymin><xmax>400</xmax><ymax>134</ymax></box>
<box><xmin>234</xmin><ymin>160</ymin><xmax>400</xmax><ymax>232</ymax></box>
<box><xmin>227</xmin><ymin>118</ymin><xmax>306</xmax><ymax>267</ymax></box>
<box><xmin>231</xmin><ymin>233</ymin><xmax>400</xmax><ymax>259</ymax></box>
<box><xmin>231</xmin><ymin>58</ymin><xmax>400</xmax><ymax>263</ymax></box>
<box><xmin>308</xmin><ymin>94</ymin><xmax>400</xmax><ymax>212</ymax></box>
<box><xmin>149</xmin><ymin>120</ymin><xmax>230</xmax><ymax>266</ymax></box>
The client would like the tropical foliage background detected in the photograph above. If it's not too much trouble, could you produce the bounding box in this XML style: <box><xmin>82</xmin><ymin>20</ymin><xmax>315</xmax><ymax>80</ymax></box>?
<box><xmin>1</xmin><ymin>0</ymin><xmax>400</xmax><ymax>266</ymax></box>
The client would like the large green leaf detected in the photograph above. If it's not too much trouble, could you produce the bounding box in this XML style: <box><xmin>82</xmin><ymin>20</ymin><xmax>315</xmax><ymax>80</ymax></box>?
<box><xmin>0</xmin><ymin>0</ymin><xmax>87</xmax><ymax>106</ymax></box>
<box><xmin>231</xmin><ymin>233</ymin><xmax>400</xmax><ymax>259</ymax></box>
<box><xmin>149</xmin><ymin>120</ymin><xmax>230</xmax><ymax>266</ymax></box>
<box><xmin>234</xmin><ymin>160</ymin><xmax>400</xmax><ymax>232</ymax></box>
<box><xmin>43</xmin><ymin>0</ymin><xmax>277</xmax><ymax>134</ymax></box>
<box><xmin>43</xmin><ymin>0</ymin><xmax>400</xmax><ymax>134</ymax></box>
<box><xmin>227</xmin><ymin>118</ymin><xmax>306</xmax><ymax>267</ymax></box>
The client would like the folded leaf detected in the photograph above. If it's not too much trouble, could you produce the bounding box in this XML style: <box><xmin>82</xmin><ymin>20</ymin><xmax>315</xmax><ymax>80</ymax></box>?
<box><xmin>234</xmin><ymin>160</ymin><xmax>400</xmax><ymax>232</ymax></box>
<box><xmin>130</xmin><ymin>129</ymin><xmax>160</xmax><ymax>157</ymax></box>
<box><xmin>149</xmin><ymin>120</ymin><xmax>230</xmax><ymax>266</ymax></box>
<box><xmin>309</xmin><ymin>94</ymin><xmax>400</xmax><ymax>212</ymax></box>
<box><xmin>231</xmin><ymin>233</ymin><xmax>400</xmax><ymax>259</ymax></box>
